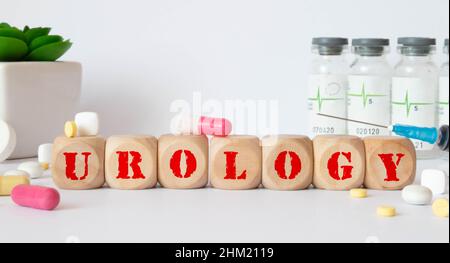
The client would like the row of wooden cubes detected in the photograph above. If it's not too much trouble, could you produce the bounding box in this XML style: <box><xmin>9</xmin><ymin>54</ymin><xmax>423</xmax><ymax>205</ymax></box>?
<box><xmin>51</xmin><ymin>134</ymin><xmax>416</xmax><ymax>191</ymax></box>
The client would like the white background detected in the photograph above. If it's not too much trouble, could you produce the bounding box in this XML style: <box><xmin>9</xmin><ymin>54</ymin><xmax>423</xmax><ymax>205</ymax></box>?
<box><xmin>2</xmin><ymin>0</ymin><xmax>449</xmax><ymax>136</ymax></box>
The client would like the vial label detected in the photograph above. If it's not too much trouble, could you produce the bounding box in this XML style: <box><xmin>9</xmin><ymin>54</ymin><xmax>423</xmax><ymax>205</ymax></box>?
<box><xmin>439</xmin><ymin>76</ymin><xmax>449</xmax><ymax>126</ymax></box>
<box><xmin>392</xmin><ymin>77</ymin><xmax>438</xmax><ymax>151</ymax></box>
<box><xmin>308</xmin><ymin>75</ymin><xmax>347</xmax><ymax>136</ymax></box>
<box><xmin>348</xmin><ymin>76</ymin><xmax>391</xmax><ymax>136</ymax></box>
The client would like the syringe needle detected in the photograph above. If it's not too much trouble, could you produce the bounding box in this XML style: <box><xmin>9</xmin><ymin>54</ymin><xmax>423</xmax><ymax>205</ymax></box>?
<box><xmin>317</xmin><ymin>113</ymin><xmax>389</xmax><ymax>129</ymax></box>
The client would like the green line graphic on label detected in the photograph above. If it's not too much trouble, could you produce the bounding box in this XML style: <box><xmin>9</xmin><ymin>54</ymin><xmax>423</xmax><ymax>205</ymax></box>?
<box><xmin>438</xmin><ymin>101</ymin><xmax>449</xmax><ymax>106</ymax></box>
<box><xmin>348</xmin><ymin>84</ymin><xmax>387</xmax><ymax>108</ymax></box>
<box><xmin>392</xmin><ymin>90</ymin><xmax>434</xmax><ymax>117</ymax></box>
<box><xmin>308</xmin><ymin>88</ymin><xmax>344</xmax><ymax>112</ymax></box>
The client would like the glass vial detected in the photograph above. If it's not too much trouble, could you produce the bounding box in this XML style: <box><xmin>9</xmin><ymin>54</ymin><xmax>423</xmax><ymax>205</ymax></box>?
<box><xmin>348</xmin><ymin>38</ymin><xmax>392</xmax><ymax>137</ymax></box>
<box><xmin>308</xmin><ymin>38</ymin><xmax>349</xmax><ymax>136</ymax></box>
<box><xmin>392</xmin><ymin>38</ymin><xmax>439</xmax><ymax>159</ymax></box>
<box><xmin>440</xmin><ymin>39</ymin><xmax>449</xmax><ymax>159</ymax></box>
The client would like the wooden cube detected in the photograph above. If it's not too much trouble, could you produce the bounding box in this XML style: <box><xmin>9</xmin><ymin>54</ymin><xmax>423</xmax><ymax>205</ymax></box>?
<box><xmin>158</xmin><ymin>134</ymin><xmax>208</xmax><ymax>189</ymax></box>
<box><xmin>105</xmin><ymin>135</ymin><xmax>158</xmax><ymax>190</ymax></box>
<box><xmin>210</xmin><ymin>136</ymin><xmax>261</xmax><ymax>190</ymax></box>
<box><xmin>52</xmin><ymin>136</ymin><xmax>105</xmax><ymax>190</ymax></box>
<box><xmin>262</xmin><ymin>135</ymin><xmax>313</xmax><ymax>190</ymax></box>
<box><xmin>313</xmin><ymin>135</ymin><xmax>365</xmax><ymax>190</ymax></box>
<box><xmin>363</xmin><ymin>137</ymin><xmax>416</xmax><ymax>190</ymax></box>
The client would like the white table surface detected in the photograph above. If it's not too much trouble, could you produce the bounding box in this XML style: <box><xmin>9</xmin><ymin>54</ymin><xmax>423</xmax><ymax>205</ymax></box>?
<box><xmin>0</xmin><ymin>157</ymin><xmax>448</xmax><ymax>243</ymax></box>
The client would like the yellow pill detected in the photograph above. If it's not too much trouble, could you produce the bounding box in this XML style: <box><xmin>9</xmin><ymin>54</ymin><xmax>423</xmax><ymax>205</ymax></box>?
<box><xmin>432</xmin><ymin>199</ymin><xmax>449</xmax><ymax>218</ymax></box>
<box><xmin>0</xmin><ymin>175</ymin><xmax>30</xmax><ymax>196</ymax></box>
<box><xmin>377</xmin><ymin>206</ymin><xmax>396</xmax><ymax>217</ymax></box>
<box><xmin>350</xmin><ymin>188</ymin><xmax>368</xmax><ymax>198</ymax></box>
<box><xmin>64</xmin><ymin>121</ymin><xmax>78</xmax><ymax>138</ymax></box>
<box><xmin>40</xmin><ymin>162</ymin><xmax>50</xmax><ymax>171</ymax></box>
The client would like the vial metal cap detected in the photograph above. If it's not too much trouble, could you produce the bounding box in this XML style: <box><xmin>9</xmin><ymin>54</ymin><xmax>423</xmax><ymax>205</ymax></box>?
<box><xmin>312</xmin><ymin>38</ymin><xmax>348</xmax><ymax>55</ymax></box>
<box><xmin>352</xmin><ymin>38</ymin><xmax>390</xmax><ymax>56</ymax></box>
<box><xmin>398</xmin><ymin>37</ymin><xmax>436</xmax><ymax>56</ymax></box>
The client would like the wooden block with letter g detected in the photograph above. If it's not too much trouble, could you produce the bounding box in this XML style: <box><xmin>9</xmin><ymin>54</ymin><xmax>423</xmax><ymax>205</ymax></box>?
<box><xmin>313</xmin><ymin>135</ymin><xmax>365</xmax><ymax>190</ymax></box>
<box><xmin>51</xmin><ymin>136</ymin><xmax>105</xmax><ymax>190</ymax></box>
<box><xmin>262</xmin><ymin>135</ymin><xmax>313</xmax><ymax>190</ymax></box>
<box><xmin>210</xmin><ymin>136</ymin><xmax>262</xmax><ymax>190</ymax></box>
<box><xmin>105</xmin><ymin>135</ymin><xmax>158</xmax><ymax>190</ymax></box>
<box><xmin>363</xmin><ymin>136</ymin><xmax>416</xmax><ymax>190</ymax></box>
<box><xmin>158</xmin><ymin>134</ymin><xmax>209</xmax><ymax>189</ymax></box>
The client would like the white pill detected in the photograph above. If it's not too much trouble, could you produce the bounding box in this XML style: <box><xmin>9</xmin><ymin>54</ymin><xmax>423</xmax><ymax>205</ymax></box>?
<box><xmin>421</xmin><ymin>169</ymin><xmax>447</xmax><ymax>195</ymax></box>
<box><xmin>38</xmin><ymin>143</ymin><xmax>53</xmax><ymax>164</ymax></box>
<box><xmin>17</xmin><ymin>162</ymin><xmax>44</xmax><ymax>179</ymax></box>
<box><xmin>0</xmin><ymin>120</ymin><xmax>17</xmax><ymax>162</ymax></box>
<box><xmin>402</xmin><ymin>185</ymin><xmax>433</xmax><ymax>205</ymax></box>
<box><xmin>75</xmin><ymin>112</ymin><xmax>99</xmax><ymax>136</ymax></box>
<box><xmin>3</xmin><ymin>170</ymin><xmax>30</xmax><ymax>177</ymax></box>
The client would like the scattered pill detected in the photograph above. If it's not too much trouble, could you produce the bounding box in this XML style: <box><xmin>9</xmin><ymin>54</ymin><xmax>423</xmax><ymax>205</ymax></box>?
<box><xmin>3</xmin><ymin>170</ymin><xmax>30</xmax><ymax>177</ymax></box>
<box><xmin>198</xmin><ymin>116</ymin><xmax>232</xmax><ymax>137</ymax></box>
<box><xmin>38</xmin><ymin>143</ymin><xmax>53</xmax><ymax>170</ymax></box>
<box><xmin>432</xmin><ymin>199</ymin><xmax>449</xmax><ymax>218</ymax></box>
<box><xmin>350</xmin><ymin>188</ymin><xmax>367</xmax><ymax>198</ymax></box>
<box><xmin>0</xmin><ymin>120</ymin><xmax>17</xmax><ymax>162</ymax></box>
<box><xmin>11</xmin><ymin>185</ymin><xmax>60</xmax><ymax>211</ymax></box>
<box><xmin>377</xmin><ymin>206</ymin><xmax>396</xmax><ymax>217</ymax></box>
<box><xmin>0</xmin><ymin>175</ymin><xmax>30</xmax><ymax>196</ymax></box>
<box><xmin>64</xmin><ymin>121</ymin><xmax>78</xmax><ymax>138</ymax></box>
<box><xmin>17</xmin><ymin>161</ymin><xmax>44</xmax><ymax>179</ymax></box>
<box><xmin>75</xmin><ymin>112</ymin><xmax>99</xmax><ymax>136</ymax></box>
<box><xmin>402</xmin><ymin>185</ymin><xmax>433</xmax><ymax>205</ymax></box>
<box><xmin>421</xmin><ymin>169</ymin><xmax>447</xmax><ymax>195</ymax></box>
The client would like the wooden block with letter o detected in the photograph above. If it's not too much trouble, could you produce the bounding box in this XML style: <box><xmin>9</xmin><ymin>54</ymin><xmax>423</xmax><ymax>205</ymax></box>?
<box><xmin>313</xmin><ymin>135</ymin><xmax>365</xmax><ymax>190</ymax></box>
<box><xmin>52</xmin><ymin>136</ymin><xmax>106</xmax><ymax>190</ymax></box>
<box><xmin>158</xmin><ymin>134</ymin><xmax>209</xmax><ymax>189</ymax></box>
<box><xmin>262</xmin><ymin>135</ymin><xmax>313</xmax><ymax>190</ymax></box>
<box><xmin>210</xmin><ymin>136</ymin><xmax>262</xmax><ymax>190</ymax></box>
<box><xmin>363</xmin><ymin>136</ymin><xmax>416</xmax><ymax>190</ymax></box>
<box><xmin>105</xmin><ymin>135</ymin><xmax>158</xmax><ymax>190</ymax></box>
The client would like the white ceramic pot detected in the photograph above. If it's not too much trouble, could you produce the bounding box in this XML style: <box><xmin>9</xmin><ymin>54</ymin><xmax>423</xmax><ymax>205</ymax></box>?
<box><xmin>0</xmin><ymin>62</ymin><xmax>81</xmax><ymax>159</ymax></box>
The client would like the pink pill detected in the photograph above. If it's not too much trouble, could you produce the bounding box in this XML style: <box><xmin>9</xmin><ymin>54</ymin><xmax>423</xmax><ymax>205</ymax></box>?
<box><xmin>198</xmin><ymin>116</ymin><xmax>232</xmax><ymax>137</ymax></box>
<box><xmin>11</xmin><ymin>185</ymin><xmax>60</xmax><ymax>211</ymax></box>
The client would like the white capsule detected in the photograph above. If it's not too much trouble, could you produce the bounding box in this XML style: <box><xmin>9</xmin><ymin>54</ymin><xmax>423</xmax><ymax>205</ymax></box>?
<box><xmin>402</xmin><ymin>185</ymin><xmax>433</xmax><ymax>205</ymax></box>
<box><xmin>75</xmin><ymin>112</ymin><xmax>99</xmax><ymax>136</ymax></box>
<box><xmin>3</xmin><ymin>170</ymin><xmax>30</xmax><ymax>177</ymax></box>
<box><xmin>421</xmin><ymin>169</ymin><xmax>447</xmax><ymax>195</ymax></box>
<box><xmin>17</xmin><ymin>161</ymin><xmax>44</xmax><ymax>179</ymax></box>
<box><xmin>38</xmin><ymin>143</ymin><xmax>53</xmax><ymax>164</ymax></box>
<box><xmin>0</xmin><ymin>120</ymin><xmax>16</xmax><ymax>162</ymax></box>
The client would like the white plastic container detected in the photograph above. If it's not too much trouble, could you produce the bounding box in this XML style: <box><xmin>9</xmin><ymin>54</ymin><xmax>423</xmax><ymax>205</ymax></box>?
<box><xmin>308</xmin><ymin>38</ymin><xmax>349</xmax><ymax>136</ymax></box>
<box><xmin>0</xmin><ymin>62</ymin><xmax>81</xmax><ymax>159</ymax></box>
<box><xmin>348</xmin><ymin>39</ymin><xmax>392</xmax><ymax>137</ymax></box>
<box><xmin>392</xmin><ymin>38</ymin><xmax>439</xmax><ymax>159</ymax></box>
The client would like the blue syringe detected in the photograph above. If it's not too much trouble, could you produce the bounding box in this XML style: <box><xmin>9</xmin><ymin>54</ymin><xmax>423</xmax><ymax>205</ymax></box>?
<box><xmin>317</xmin><ymin>113</ymin><xmax>449</xmax><ymax>152</ymax></box>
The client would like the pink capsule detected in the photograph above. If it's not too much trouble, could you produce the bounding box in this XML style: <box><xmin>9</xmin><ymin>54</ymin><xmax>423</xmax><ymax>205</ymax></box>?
<box><xmin>198</xmin><ymin>116</ymin><xmax>232</xmax><ymax>137</ymax></box>
<box><xmin>11</xmin><ymin>185</ymin><xmax>60</xmax><ymax>211</ymax></box>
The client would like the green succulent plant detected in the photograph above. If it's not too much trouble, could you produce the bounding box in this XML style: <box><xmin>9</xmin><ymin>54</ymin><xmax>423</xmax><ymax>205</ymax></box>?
<box><xmin>0</xmin><ymin>22</ymin><xmax>72</xmax><ymax>62</ymax></box>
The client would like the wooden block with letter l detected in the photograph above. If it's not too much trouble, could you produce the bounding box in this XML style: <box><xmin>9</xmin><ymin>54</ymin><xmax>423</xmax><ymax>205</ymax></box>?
<box><xmin>158</xmin><ymin>134</ymin><xmax>209</xmax><ymax>189</ymax></box>
<box><xmin>363</xmin><ymin>136</ymin><xmax>416</xmax><ymax>190</ymax></box>
<box><xmin>262</xmin><ymin>135</ymin><xmax>313</xmax><ymax>190</ymax></box>
<box><xmin>105</xmin><ymin>135</ymin><xmax>158</xmax><ymax>190</ymax></box>
<box><xmin>210</xmin><ymin>136</ymin><xmax>262</xmax><ymax>190</ymax></box>
<box><xmin>51</xmin><ymin>136</ymin><xmax>105</xmax><ymax>190</ymax></box>
<box><xmin>313</xmin><ymin>135</ymin><xmax>365</xmax><ymax>190</ymax></box>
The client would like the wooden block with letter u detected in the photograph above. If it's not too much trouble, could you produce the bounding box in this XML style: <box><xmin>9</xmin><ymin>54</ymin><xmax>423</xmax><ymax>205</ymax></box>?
<box><xmin>105</xmin><ymin>135</ymin><xmax>158</xmax><ymax>190</ymax></box>
<box><xmin>52</xmin><ymin>136</ymin><xmax>106</xmax><ymax>190</ymax></box>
